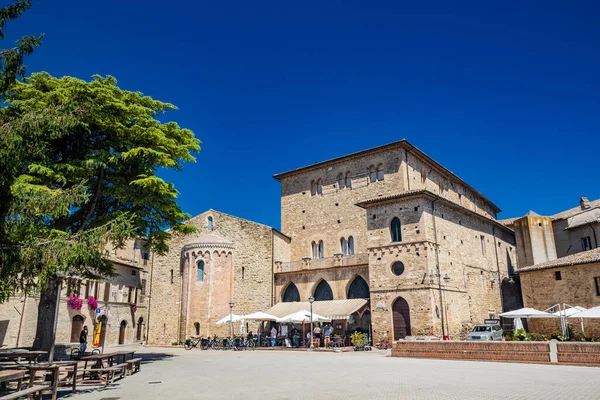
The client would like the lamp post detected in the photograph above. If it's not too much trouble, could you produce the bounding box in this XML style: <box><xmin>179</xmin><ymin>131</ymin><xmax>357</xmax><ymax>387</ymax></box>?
<box><xmin>308</xmin><ymin>296</ymin><xmax>314</xmax><ymax>349</ymax></box>
<box><xmin>229</xmin><ymin>301</ymin><xmax>234</xmax><ymax>343</ymax></box>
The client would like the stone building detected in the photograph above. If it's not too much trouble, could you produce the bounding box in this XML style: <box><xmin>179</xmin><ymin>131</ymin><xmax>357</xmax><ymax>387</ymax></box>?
<box><xmin>505</xmin><ymin>197</ymin><xmax>600</xmax><ymax>336</ymax></box>
<box><xmin>144</xmin><ymin>210</ymin><xmax>289</xmax><ymax>345</ymax></box>
<box><xmin>272</xmin><ymin>140</ymin><xmax>518</xmax><ymax>342</ymax></box>
<box><xmin>0</xmin><ymin>238</ymin><xmax>150</xmax><ymax>349</ymax></box>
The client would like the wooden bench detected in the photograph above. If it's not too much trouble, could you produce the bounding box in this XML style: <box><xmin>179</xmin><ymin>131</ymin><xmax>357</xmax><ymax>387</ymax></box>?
<box><xmin>82</xmin><ymin>363</ymin><xmax>127</xmax><ymax>387</ymax></box>
<box><xmin>0</xmin><ymin>384</ymin><xmax>51</xmax><ymax>400</ymax></box>
<box><xmin>125</xmin><ymin>358</ymin><xmax>142</xmax><ymax>375</ymax></box>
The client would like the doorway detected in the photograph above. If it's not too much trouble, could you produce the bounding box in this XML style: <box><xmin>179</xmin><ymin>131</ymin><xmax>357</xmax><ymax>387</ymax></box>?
<box><xmin>70</xmin><ymin>315</ymin><xmax>85</xmax><ymax>343</ymax></box>
<box><xmin>119</xmin><ymin>320</ymin><xmax>127</xmax><ymax>344</ymax></box>
<box><xmin>136</xmin><ymin>317</ymin><xmax>144</xmax><ymax>341</ymax></box>
<box><xmin>392</xmin><ymin>297</ymin><xmax>411</xmax><ymax>340</ymax></box>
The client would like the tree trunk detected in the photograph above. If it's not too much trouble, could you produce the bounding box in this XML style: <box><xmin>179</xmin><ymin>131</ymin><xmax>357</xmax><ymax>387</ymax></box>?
<box><xmin>31</xmin><ymin>276</ymin><xmax>60</xmax><ymax>354</ymax></box>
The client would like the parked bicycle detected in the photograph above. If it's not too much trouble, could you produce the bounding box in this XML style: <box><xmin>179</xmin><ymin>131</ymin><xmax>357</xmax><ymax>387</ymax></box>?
<box><xmin>184</xmin><ymin>336</ymin><xmax>202</xmax><ymax>350</ymax></box>
<box><xmin>375</xmin><ymin>340</ymin><xmax>392</xmax><ymax>350</ymax></box>
<box><xmin>201</xmin><ymin>335</ymin><xmax>222</xmax><ymax>350</ymax></box>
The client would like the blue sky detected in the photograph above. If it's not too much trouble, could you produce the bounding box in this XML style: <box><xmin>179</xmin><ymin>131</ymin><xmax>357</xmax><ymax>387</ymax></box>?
<box><xmin>9</xmin><ymin>0</ymin><xmax>599</xmax><ymax>229</ymax></box>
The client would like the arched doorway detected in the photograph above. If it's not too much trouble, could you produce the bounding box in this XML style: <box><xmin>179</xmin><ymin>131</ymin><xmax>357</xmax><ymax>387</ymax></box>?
<box><xmin>137</xmin><ymin>317</ymin><xmax>144</xmax><ymax>341</ymax></box>
<box><xmin>392</xmin><ymin>297</ymin><xmax>411</xmax><ymax>340</ymax></box>
<box><xmin>282</xmin><ymin>282</ymin><xmax>300</xmax><ymax>302</ymax></box>
<box><xmin>70</xmin><ymin>315</ymin><xmax>85</xmax><ymax>343</ymax></box>
<box><xmin>119</xmin><ymin>320</ymin><xmax>127</xmax><ymax>345</ymax></box>
<box><xmin>313</xmin><ymin>280</ymin><xmax>333</xmax><ymax>301</ymax></box>
<box><xmin>347</xmin><ymin>276</ymin><xmax>370</xmax><ymax>299</ymax></box>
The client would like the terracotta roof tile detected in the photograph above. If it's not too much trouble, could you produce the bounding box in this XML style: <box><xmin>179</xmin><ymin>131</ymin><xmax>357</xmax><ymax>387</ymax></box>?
<box><xmin>519</xmin><ymin>247</ymin><xmax>600</xmax><ymax>272</ymax></box>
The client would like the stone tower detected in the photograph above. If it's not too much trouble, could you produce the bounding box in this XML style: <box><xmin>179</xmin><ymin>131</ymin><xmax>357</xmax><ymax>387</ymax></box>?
<box><xmin>513</xmin><ymin>211</ymin><xmax>557</xmax><ymax>269</ymax></box>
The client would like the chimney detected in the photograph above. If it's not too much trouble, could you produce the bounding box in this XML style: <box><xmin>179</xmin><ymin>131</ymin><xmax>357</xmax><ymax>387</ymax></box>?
<box><xmin>580</xmin><ymin>197</ymin><xmax>590</xmax><ymax>210</ymax></box>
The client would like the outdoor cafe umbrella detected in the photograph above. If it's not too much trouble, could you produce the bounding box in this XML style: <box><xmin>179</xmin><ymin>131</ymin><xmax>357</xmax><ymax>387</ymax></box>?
<box><xmin>215</xmin><ymin>314</ymin><xmax>244</xmax><ymax>325</ymax></box>
<box><xmin>554</xmin><ymin>306</ymin><xmax>587</xmax><ymax>336</ymax></box>
<box><xmin>276</xmin><ymin>310</ymin><xmax>331</xmax><ymax>323</ymax></box>
<box><xmin>499</xmin><ymin>308</ymin><xmax>558</xmax><ymax>319</ymax></box>
<box><xmin>243</xmin><ymin>311</ymin><xmax>278</xmax><ymax>321</ymax></box>
<box><xmin>569</xmin><ymin>306</ymin><xmax>600</xmax><ymax>319</ymax></box>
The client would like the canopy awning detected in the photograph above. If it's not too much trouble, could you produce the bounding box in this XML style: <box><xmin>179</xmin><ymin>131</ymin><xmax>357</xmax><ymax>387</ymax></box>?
<box><xmin>569</xmin><ymin>306</ymin><xmax>600</xmax><ymax>319</ymax></box>
<box><xmin>215</xmin><ymin>314</ymin><xmax>244</xmax><ymax>325</ymax></box>
<box><xmin>243</xmin><ymin>311</ymin><xmax>278</xmax><ymax>321</ymax></box>
<box><xmin>499</xmin><ymin>308</ymin><xmax>558</xmax><ymax>319</ymax></box>
<box><xmin>276</xmin><ymin>310</ymin><xmax>330</xmax><ymax>323</ymax></box>
<box><xmin>265</xmin><ymin>298</ymin><xmax>369</xmax><ymax>321</ymax></box>
<box><xmin>552</xmin><ymin>306</ymin><xmax>587</xmax><ymax>317</ymax></box>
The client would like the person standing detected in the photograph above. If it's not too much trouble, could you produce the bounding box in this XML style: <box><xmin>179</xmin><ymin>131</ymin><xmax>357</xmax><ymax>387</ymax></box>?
<box><xmin>270</xmin><ymin>326</ymin><xmax>277</xmax><ymax>347</ymax></box>
<box><xmin>313</xmin><ymin>324</ymin><xmax>322</xmax><ymax>347</ymax></box>
<box><xmin>79</xmin><ymin>326</ymin><xmax>88</xmax><ymax>354</ymax></box>
<box><xmin>324</xmin><ymin>324</ymin><xmax>332</xmax><ymax>348</ymax></box>
<box><xmin>291</xmin><ymin>325</ymin><xmax>299</xmax><ymax>348</ymax></box>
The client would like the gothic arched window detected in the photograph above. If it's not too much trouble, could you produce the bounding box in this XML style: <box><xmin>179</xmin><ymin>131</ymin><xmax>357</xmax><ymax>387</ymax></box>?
<box><xmin>282</xmin><ymin>282</ymin><xmax>300</xmax><ymax>302</ymax></box>
<box><xmin>197</xmin><ymin>260</ymin><xmax>205</xmax><ymax>281</ymax></box>
<box><xmin>314</xmin><ymin>280</ymin><xmax>334</xmax><ymax>301</ymax></box>
<box><xmin>391</xmin><ymin>217</ymin><xmax>402</xmax><ymax>242</ymax></box>
<box><xmin>347</xmin><ymin>276</ymin><xmax>370</xmax><ymax>299</ymax></box>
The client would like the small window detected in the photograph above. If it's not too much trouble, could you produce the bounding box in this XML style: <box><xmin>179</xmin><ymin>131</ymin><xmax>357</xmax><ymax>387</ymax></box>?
<box><xmin>369</xmin><ymin>165</ymin><xmax>377</xmax><ymax>183</ymax></box>
<box><xmin>141</xmin><ymin>279</ymin><xmax>147</xmax><ymax>296</ymax></box>
<box><xmin>595</xmin><ymin>277</ymin><xmax>600</xmax><ymax>296</ymax></box>
<box><xmin>582</xmin><ymin>236</ymin><xmax>592</xmax><ymax>251</ymax></box>
<box><xmin>242</xmin><ymin>266</ymin><xmax>245</xmax><ymax>280</ymax></box>
<box><xmin>197</xmin><ymin>260</ymin><xmax>205</xmax><ymax>282</ymax></box>
<box><xmin>554</xmin><ymin>271</ymin><xmax>562</xmax><ymax>281</ymax></box>
<box><xmin>311</xmin><ymin>241</ymin><xmax>318</xmax><ymax>259</ymax></box>
<box><xmin>316</xmin><ymin>179</ymin><xmax>323</xmax><ymax>195</ymax></box>
<box><xmin>194</xmin><ymin>322</ymin><xmax>200</xmax><ymax>336</ymax></box>
<box><xmin>376</xmin><ymin>163</ymin><xmax>384</xmax><ymax>181</ymax></box>
<box><xmin>131</xmin><ymin>270</ymin><xmax>136</xmax><ymax>276</ymax></box>
<box><xmin>208</xmin><ymin>216</ymin><xmax>214</xmax><ymax>231</ymax></box>
<box><xmin>341</xmin><ymin>238</ymin><xmax>347</xmax><ymax>255</ymax></box>
<box><xmin>338</xmin><ymin>173</ymin><xmax>345</xmax><ymax>189</ymax></box>
<box><xmin>318</xmin><ymin>240</ymin><xmax>324</xmax><ymax>259</ymax></box>
<box><xmin>170</xmin><ymin>269</ymin><xmax>174</xmax><ymax>284</ymax></box>
<box><xmin>480</xmin><ymin>235</ymin><xmax>486</xmax><ymax>256</ymax></box>
<box><xmin>391</xmin><ymin>261</ymin><xmax>405</xmax><ymax>276</ymax></box>
<box><xmin>348</xmin><ymin>236</ymin><xmax>354</xmax><ymax>256</ymax></box>
<box><xmin>345</xmin><ymin>171</ymin><xmax>352</xmax><ymax>188</ymax></box>
<box><xmin>390</xmin><ymin>217</ymin><xmax>402</xmax><ymax>242</ymax></box>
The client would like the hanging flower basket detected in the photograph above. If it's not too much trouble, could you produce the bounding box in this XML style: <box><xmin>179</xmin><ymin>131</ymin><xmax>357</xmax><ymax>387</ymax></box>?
<box><xmin>87</xmin><ymin>296</ymin><xmax>98</xmax><ymax>310</ymax></box>
<box><xmin>130</xmin><ymin>303</ymin><xmax>137</xmax><ymax>312</ymax></box>
<box><xmin>67</xmin><ymin>294</ymin><xmax>83</xmax><ymax>311</ymax></box>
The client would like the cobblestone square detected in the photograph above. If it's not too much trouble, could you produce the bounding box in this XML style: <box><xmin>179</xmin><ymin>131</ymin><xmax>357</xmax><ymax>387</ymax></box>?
<box><xmin>67</xmin><ymin>346</ymin><xmax>600</xmax><ymax>400</ymax></box>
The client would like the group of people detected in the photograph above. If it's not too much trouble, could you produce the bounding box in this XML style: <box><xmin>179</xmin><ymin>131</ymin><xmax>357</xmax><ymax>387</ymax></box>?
<box><xmin>267</xmin><ymin>323</ymin><xmax>335</xmax><ymax>348</ymax></box>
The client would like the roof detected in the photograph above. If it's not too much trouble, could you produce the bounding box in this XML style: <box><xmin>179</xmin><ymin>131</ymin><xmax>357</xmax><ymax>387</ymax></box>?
<box><xmin>272</xmin><ymin>139</ymin><xmax>501</xmax><ymax>213</ymax></box>
<box><xmin>108</xmin><ymin>257</ymin><xmax>145</xmax><ymax>270</ymax></box>
<box><xmin>519</xmin><ymin>247</ymin><xmax>600</xmax><ymax>272</ymax></box>
<box><xmin>564</xmin><ymin>207</ymin><xmax>600</xmax><ymax>230</ymax></box>
<box><xmin>355</xmin><ymin>189</ymin><xmax>513</xmax><ymax>234</ymax></box>
<box><xmin>264</xmin><ymin>299</ymin><xmax>368</xmax><ymax>320</ymax></box>
<box><xmin>551</xmin><ymin>198</ymin><xmax>600</xmax><ymax>221</ymax></box>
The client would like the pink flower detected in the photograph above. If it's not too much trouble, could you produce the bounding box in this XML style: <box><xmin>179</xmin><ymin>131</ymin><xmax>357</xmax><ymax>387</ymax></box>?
<box><xmin>87</xmin><ymin>296</ymin><xmax>98</xmax><ymax>310</ymax></box>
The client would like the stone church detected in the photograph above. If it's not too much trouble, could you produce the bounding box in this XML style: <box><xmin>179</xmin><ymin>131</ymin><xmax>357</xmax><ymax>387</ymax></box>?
<box><xmin>145</xmin><ymin>139</ymin><xmax>520</xmax><ymax>345</ymax></box>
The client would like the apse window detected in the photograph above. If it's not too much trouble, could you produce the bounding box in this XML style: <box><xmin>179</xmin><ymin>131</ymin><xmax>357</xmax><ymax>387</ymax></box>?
<box><xmin>554</xmin><ymin>271</ymin><xmax>562</xmax><ymax>281</ymax></box>
<box><xmin>391</xmin><ymin>261</ymin><xmax>405</xmax><ymax>276</ymax></box>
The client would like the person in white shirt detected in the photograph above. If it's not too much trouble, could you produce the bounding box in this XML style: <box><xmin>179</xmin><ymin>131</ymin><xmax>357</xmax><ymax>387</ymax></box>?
<box><xmin>270</xmin><ymin>326</ymin><xmax>277</xmax><ymax>346</ymax></box>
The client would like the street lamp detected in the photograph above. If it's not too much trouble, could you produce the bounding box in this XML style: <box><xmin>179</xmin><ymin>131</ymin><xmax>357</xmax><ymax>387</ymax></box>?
<box><xmin>308</xmin><ymin>296</ymin><xmax>315</xmax><ymax>349</ymax></box>
<box><xmin>229</xmin><ymin>301</ymin><xmax>234</xmax><ymax>343</ymax></box>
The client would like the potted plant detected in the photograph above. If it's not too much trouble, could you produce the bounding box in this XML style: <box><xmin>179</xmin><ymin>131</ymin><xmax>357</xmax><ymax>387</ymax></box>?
<box><xmin>67</xmin><ymin>294</ymin><xmax>83</xmax><ymax>311</ymax></box>
<box><xmin>87</xmin><ymin>296</ymin><xmax>98</xmax><ymax>310</ymax></box>
<box><xmin>351</xmin><ymin>331</ymin><xmax>367</xmax><ymax>351</ymax></box>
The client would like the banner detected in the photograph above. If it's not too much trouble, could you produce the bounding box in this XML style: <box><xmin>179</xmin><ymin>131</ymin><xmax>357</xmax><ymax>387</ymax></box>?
<box><xmin>93</xmin><ymin>322</ymin><xmax>102</xmax><ymax>347</ymax></box>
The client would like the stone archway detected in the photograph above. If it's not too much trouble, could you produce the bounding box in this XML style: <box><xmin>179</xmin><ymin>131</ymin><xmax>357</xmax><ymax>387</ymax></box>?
<box><xmin>392</xmin><ymin>297</ymin><xmax>411</xmax><ymax>340</ymax></box>
<box><xmin>136</xmin><ymin>317</ymin><xmax>144</xmax><ymax>341</ymax></box>
<box><xmin>70</xmin><ymin>315</ymin><xmax>85</xmax><ymax>343</ymax></box>
<box><xmin>119</xmin><ymin>320</ymin><xmax>127</xmax><ymax>344</ymax></box>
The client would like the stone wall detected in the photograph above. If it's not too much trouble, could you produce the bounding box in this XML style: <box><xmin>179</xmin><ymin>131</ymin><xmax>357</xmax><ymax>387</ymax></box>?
<box><xmin>520</xmin><ymin>262</ymin><xmax>600</xmax><ymax>337</ymax></box>
<box><xmin>553</xmin><ymin>218</ymin><xmax>600</xmax><ymax>258</ymax></box>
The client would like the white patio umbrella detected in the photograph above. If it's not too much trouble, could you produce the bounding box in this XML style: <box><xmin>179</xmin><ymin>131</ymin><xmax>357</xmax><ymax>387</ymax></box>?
<box><xmin>243</xmin><ymin>311</ymin><xmax>278</xmax><ymax>321</ymax></box>
<box><xmin>513</xmin><ymin>318</ymin><xmax>524</xmax><ymax>331</ymax></box>
<box><xmin>552</xmin><ymin>306</ymin><xmax>587</xmax><ymax>317</ymax></box>
<box><xmin>276</xmin><ymin>310</ymin><xmax>331</xmax><ymax>323</ymax></box>
<box><xmin>215</xmin><ymin>314</ymin><xmax>244</xmax><ymax>325</ymax></box>
<box><xmin>499</xmin><ymin>308</ymin><xmax>558</xmax><ymax>318</ymax></box>
<box><xmin>569</xmin><ymin>306</ymin><xmax>600</xmax><ymax>319</ymax></box>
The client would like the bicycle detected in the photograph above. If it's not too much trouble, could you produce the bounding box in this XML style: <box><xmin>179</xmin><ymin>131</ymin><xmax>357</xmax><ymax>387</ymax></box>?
<box><xmin>184</xmin><ymin>336</ymin><xmax>202</xmax><ymax>350</ymax></box>
<box><xmin>375</xmin><ymin>340</ymin><xmax>392</xmax><ymax>350</ymax></box>
<box><xmin>203</xmin><ymin>335</ymin><xmax>221</xmax><ymax>350</ymax></box>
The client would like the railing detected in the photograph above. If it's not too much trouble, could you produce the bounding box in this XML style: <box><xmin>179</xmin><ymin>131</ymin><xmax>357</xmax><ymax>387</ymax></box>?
<box><xmin>277</xmin><ymin>253</ymin><xmax>369</xmax><ymax>273</ymax></box>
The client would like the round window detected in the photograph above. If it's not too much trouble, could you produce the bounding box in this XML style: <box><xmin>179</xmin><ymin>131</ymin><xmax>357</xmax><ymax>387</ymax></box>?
<box><xmin>391</xmin><ymin>261</ymin><xmax>405</xmax><ymax>276</ymax></box>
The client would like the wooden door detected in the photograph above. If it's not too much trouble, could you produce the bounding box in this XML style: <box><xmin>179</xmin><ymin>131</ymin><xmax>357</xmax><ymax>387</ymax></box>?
<box><xmin>392</xmin><ymin>297</ymin><xmax>411</xmax><ymax>340</ymax></box>
<box><xmin>119</xmin><ymin>320</ymin><xmax>127</xmax><ymax>344</ymax></box>
<box><xmin>70</xmin><ymin>315</ymin><xmax>84</xmax><ymax>343</ymax></box>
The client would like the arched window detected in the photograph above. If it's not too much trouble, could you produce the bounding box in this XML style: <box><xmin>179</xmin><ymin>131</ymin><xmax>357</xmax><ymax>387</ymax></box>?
<box><xmin>338</xmin><ymin>173</ymin><xmax>345</xmax><ymax>189</ymax></box>
<box><xmin>369</xmin><ymin>165</ymin><xmax>377</xmax><ymax>183</ymax></box>
<box><xmin>391</xmin><ymin>217</ymin><xmax>402</xmax><ymax>242</ymax></box>
<box><xmin>340</xmin><ymin>238</ymin><xmax>347</xmax><ymax>255</ymax></box>
<box><xmin>311</xmin><ymin>180</ymin><xmax>317</xmax><ymax>196</ymax></box>
<box><xmin>282</xmin><ymin>282</ymin><xmax>300</xmax><ymax>302</ymax></box>
<box><xmin>197</xmin><ymin>260</ymin><xmax>204</xmax><ymax>281</ymax></box>
<box><xmin>316</xmin><ymin>179</ymin><xmax>323</xmax><ymax>195</ymax></box>
<box><xmin>348</xmin><ymin>236</ymin><xmax>355</xmax><ymax>256</ymax></box>
<box><xmin>207</xmin><ymin>216</ymin><xmax>213</xmax><ymax>231</ymax></box>
<box><xmin>377</xmin><ymin>163</ymin><xmax>384</xmax><ymax>181</ymax></box>
<box><xmin>311</xmin><ymin>241</ymin><xmax>318</xmax><ymax>259</ymax></box>
<box><xmin>345</xmin><ymin>171</ymin><xmax>352</xmax><ymax>188</ymax></box>
<box><xmin>119</xmin><ymin>320</ymin><xmax>127</xmax><ymax>344</ymax></box>
<box><xmin>194</xmin><ymin>322</ymin><xmax>200</xmax><ymax>336</ymax></box>
<box><xmin>314</xmin><ymin>280</ymin><xmax>334</xmax><ymax>301</ymax></box>
<box><xmin>318</xmin><ymin>240</ymin><xmax>324</xmax><ymax>259</ymax></box>
<box><xmin>348</xmin><ymin>276</ymin><xmax>370</xmax><ymax>299</ymax></box>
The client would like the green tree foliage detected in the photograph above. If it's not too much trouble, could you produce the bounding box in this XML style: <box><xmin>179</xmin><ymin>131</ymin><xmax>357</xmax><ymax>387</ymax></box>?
<box><xmin>0</xmin><ymin>72</ymin><xmax>200</xmax><ymax>303</ymax></box>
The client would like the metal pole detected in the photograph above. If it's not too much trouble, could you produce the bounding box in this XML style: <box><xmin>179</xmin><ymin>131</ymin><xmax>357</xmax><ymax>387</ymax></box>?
<box><xmin>310</xmin><ymin>302</ymin><xmax>313</xmax><ymax>349</ymax></box>
<box><xmin>229</xmin><ymin>306</ymin><xmax>233</xmax><ymax>342</ymax></box>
